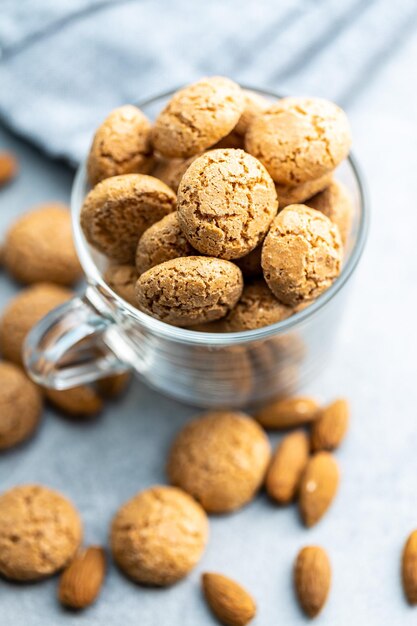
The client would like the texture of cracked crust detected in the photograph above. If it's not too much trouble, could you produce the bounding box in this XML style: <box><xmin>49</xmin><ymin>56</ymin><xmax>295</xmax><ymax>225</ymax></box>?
<box><xmin>177</xmin><ymin>149</ymin><xmax>278</xmax><ymax>259</ymax></box>
<box><xmin>135</xmin><ymin>256</ymin><xmax>243</xmax><ymax>327</ymax></box>
<box><xmin>306</xmin><ymin>179</ymin><xmax>353</xmax><ymax>246</ymax></box>
<box><xmin>276</xmin><ymin>173</ymin><xmax>332</xmax><ymax>208</ymax></box>
<box><xmin>0</xmin><ymin>283</ymin><xmax>73</xmax><ymax>365</ymax></box>
<box><xmin>4</xmin><ymin>204</ymin><xmax>82</xmax><ymax>286</ymax></box>
<box><xmin>0</xmin><ymin>362</ymin><xmax>43</xmax><ymax>450</ymax></box>
<box><xmin>167</xmin><ymin>411</ymin><xmax>271</xmax><ymax>513</ymax></box>
<box><xmin>110</xmin><ymin>485</ymin><xmax>208</xmax><ymax>585</ymax></box>
<box><xmin>104</xmin><ymin>264</ymin><xmax>138</xmax><ymax>305</ymax></box>
<box><xmin>245</xmin><ymin>96</ymin><xmax>351</xmax><ymax>185</ymax></box>
<box><xmin>220</xmin><ymin>279</ymin><xmax>294</xmax><ymax>332</ymax></box>
<box><xmin>80</xmin><ymin>174</ymin><xmax>177</xmax><ymax>263</ymax></box>
<box><xmin>0</xmin><ymin>485</ymin><xmax>82</xmax><ymax>581</ymax></box>
<box><xmin>87</xmin><ymin>105</ymin><xmax>153</xmax><ymax>186</ymax></box>
<box><xmin>152</xmin><ymin>154</ymin><xmax>201</xmax><ymax>192</ymax></box>
<box><xmin>262</xmin><ymin>204</ymin><xmax>343</xmax><ymax>306</ymax></box>
<box><xmin>151</xmin><ymin>77</ymin><xmax>245</xmax><ymax>158</ymax></box>
<box><xmin>135</xmin><ymin>212</ymin><xmax>194</xmax><ymax>275</ymax></box>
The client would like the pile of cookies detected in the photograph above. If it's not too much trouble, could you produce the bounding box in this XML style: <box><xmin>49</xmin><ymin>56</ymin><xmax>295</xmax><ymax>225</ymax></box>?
<box><xmin>81</xmin><ymin>76</ymin><xmax>353</xmax><ymax>331</ymax></box>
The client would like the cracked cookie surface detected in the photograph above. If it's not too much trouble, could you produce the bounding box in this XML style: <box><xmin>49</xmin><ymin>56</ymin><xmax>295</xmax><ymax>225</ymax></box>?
<box><xmin>167</xmin><ymin>411</ymin><xmax>271</xmax><ymax>513</ymax></box>
<box><xmin>245</xmin><ymin>97</ymin><xmax>351</xmax><ymax>185</ymax></box>
<box><xmin>0</xmin><ymin>362</ymin><xmax>43</xmax><ymax>450</ymax></box>
<box><xmin>306</xmin><ymin>179</ymin><xmax>353</xmax><ymax>246</ymax></box>
<box><xmin>111</xmin><ymin>485</ymin><xmax>208</xmax><ymax>585</ymax></box>
<box><xmin>177</xmin><ymin>149</ymin><xmax>278</xmax><ymax>259</ymax></box>
<box><xmin>104</xmin><ymin>264</ymin><xmax>138</xmax><ymax>305</ymax></box>
<box><xmin>135</xmin><ymin>212</ymin><xmax>194</xmax><ymax>275</ymax></box>
<box><xmin>135</xmin><ymin>256</ymin><xmax>243</xmax><ymax>327</ymax></box>
<box><xmin>0</xmin><ymin>485</ymin><xmax>82</xmax><ymax>581</ymax></box>
<box><xmin>80</xmin><ymin>174</ymin><xmax>176</xmax><ymax>263</ymax></box>
<box><xmin>151</xmin><ymin>77</ymin><xmax>244</xmax><ymax>158</ymax></box>
<box><xmin>262</xmin><ymin>204</ymin><xmax>342</xmax><ymax>306</ymax></box>
<box><xmin>87</xmin><ymin>105</ymin><xmax>153</xmax><ymax>185</ymax></box>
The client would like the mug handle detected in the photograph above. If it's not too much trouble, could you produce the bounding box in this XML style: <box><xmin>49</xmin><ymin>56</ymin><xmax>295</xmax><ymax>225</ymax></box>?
<box><xmin>23</xmin><ymin>290</ymin><xmax>130</xmax><ymax>390</ymax></box>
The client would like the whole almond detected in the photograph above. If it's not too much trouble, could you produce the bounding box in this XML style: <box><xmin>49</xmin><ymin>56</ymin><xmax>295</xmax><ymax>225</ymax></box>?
<box><xmin>266</xmin><ymin>430</ymin><xmax>310</xmax><ymax>504</ymax></box>
<box><xmin>310</xmin><ymin>399</ymin><xmax>349</xmax><ymax>452</ymax></box>
<box><xmin>402</xmin><ymin>530</ymin><xmax>417</xmax><ymax>604</ymax></box>
<box><xmin>0</xmin><ymin>152</ymin><xmax>18</xmax><ymax>187</ymax></box>
<box><xmin>299</xmin><ymin>452</ymin><xmax>339</xmax><ymax>527</ymax></box>
<box><xmin>256</xmin><ymin>396</ymin><xmax>319</xmax><ymax>429</ymax></box>
<box><xmin>58</xmin><ymin>546</ymin><xmax>106</xmax><ymax>609</ymax></box>
<box><xmin>202</xmin><ymin>572</ymin><xmax>256</xmax><ymax>626</ymax></box>
<box><xmin>294</xmin><ymin>546</ymin><xmax>331</xmax><ymax>618</ymax></box>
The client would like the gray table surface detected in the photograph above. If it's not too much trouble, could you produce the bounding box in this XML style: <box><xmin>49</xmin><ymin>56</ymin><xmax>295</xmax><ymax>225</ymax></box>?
<box><xmin>1</xmin><ymin>32</ymin><xmax>417</xmax><ymax>626</ymax></box>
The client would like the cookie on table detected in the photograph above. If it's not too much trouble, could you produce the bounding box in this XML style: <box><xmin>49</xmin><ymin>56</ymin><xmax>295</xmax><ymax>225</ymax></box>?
<box><xmin>46</xmin><ymin>385</ymin><xmax>103</xmax><ymax>417</ymax></box>
<box><xmin>135</xmin><ymin>212</ymin><xmax>194</xmax><ymax>275</ymax></box>
<box><xmin>0</xmin><ymin>361</ymin><xmax>43</xmax><ymax>450</ymax></box>
<box><xmin>306</xmin><ymin>179</ymin><xmax>353</xmax><ymax>245</ymax></box>
<box><xmin>135</xmin><ymin>256</ymin><xmax>243</xmax><ymax>327</ymax></box>
<box><xmin>177</xmin><ymin>149</ymin><xmax>278</xmax><ymax>260</ymax></box>
<box><xmin>111</xmin><ymin>485</ymin><xmax>208</xmax><ymax>585</ymax></box>
<box><xmin>167</xmin><ymin>410</ymin><xmax>271</xmax><ymax>513</ymax></box>
<box><xmin>80</xmin><ymin>174</ymin><xmax>176</xmax><ymax>263</ymax></box>
<box><xmin>246</xmin><ymin>96</ymin><xmax>351</xmax><ymax>185</ymax></box>
<box><xmin>0</xmin><ymin>283</ymin><xmax>73</xmax><ymax>365</ymax></box>
<box><xmin>262</xmin><ymin>205</ymin><xmax>342</xmax><ymax>306</ymax></box>
<box><xmin>0</xmin><ymin>484</ymin><xmax>82</xmax><ymax>581</ymax></box>
<box><xmin>152</xmin><ymin>77</ymin><xmax>245</xmax><ymax>158</ymax></box>
<box><xmin>104</xmin><ymin>264</ymin><xmax>138</xmax><ymax>306</ymax></box>
<box><xmin>4</xmin><ymin>203</ymin><xmax>82</xmax><ymax>286</ymax></box>
<box><xmin>87</xmin><ymin>105</ymin><xmax>153</xmax><ymax>186</ymax></box>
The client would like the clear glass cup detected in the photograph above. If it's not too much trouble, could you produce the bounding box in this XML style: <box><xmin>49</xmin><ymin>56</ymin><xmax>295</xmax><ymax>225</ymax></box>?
<box><xmin>24</xmin><ymin>88</ymin><xmax>369</xmax><ymax>408</ymax></box>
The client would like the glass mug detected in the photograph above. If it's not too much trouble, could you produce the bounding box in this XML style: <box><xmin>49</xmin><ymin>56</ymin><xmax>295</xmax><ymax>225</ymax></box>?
<box><xmin>24</xmin><ymin>88</ymin><xmax>369</xmax><ymax>408</ymax></box>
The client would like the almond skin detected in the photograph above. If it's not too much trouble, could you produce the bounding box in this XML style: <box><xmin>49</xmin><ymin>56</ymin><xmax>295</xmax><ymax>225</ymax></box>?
<box><xmin>294</xmin><ymin>546</ymin><xmax>331</xmax><ymax>618</ymax></box>
<box><xmin>310</xmin><ymin>399</ymin><xmax>349</xmax><ymax>452</ymax></box>
<box><xmin>256</xmin><ymin>396</ymin><xmax>319</xmax><ymax>429</ymax></box>
<box><xmin>402</xmin><ymin>530</ymin><xmax>417</xmax><ymax>604</ymax></box>
<box><xmin>202</xmin><ymin>573</ymin><xmax>256</xmax><ymax>626</ymax></box>
<box><xmin>58</xmin><ymin>546</ymin><xmax>106</xmax><ymax>609</ymax></box>
<box><xmin>266</xmin><ymin>430</ymin><xmax>310</xmax><ymax>504</ymax></box>
<box><xmin>298</xmin><ymin>452</ymin><xmax>339</xmax><ymax>527</ymax></box>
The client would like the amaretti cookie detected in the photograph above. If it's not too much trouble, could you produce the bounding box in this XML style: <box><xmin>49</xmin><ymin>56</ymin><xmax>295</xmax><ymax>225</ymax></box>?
<box><xmin>177</xmin><ymin>149</ymin><xmax>278</xmax><ymax>259</ymax></box>
<box><xmin>80</xmin><ymin>174</ymin><xmax>176</xmax><ymax>263</ymax></box>
<box><xmin>152</xmin><ymin>76</ymin><xmax>244</xmax><ymax>158</ymax></box>
<box><xmin>167</xmin><ymin>410</ymin><xmax>271</xmax><ymax>513</ymax></box>
<box><xmin>104</xmin><ymin>264</ymin><xmax>138</xmax><ymax>305</ymax></box>
<box><xmin>46</xmin><ymin>385</ymin><xmax>103</xmax><ymax>417</ymax></box>
<box><xmin>136</xmin><ymin>256</ymin><xmax>243</xmax><ymax>327</ymax></box>
<box><xmin>276</xmin><ymin>173</ymin><xmax>333</xmax><ymax>208</ymax></box>
<box><xmin>111</xmin><ymin>485</ymin><xmax>208</xmax><ymax>585</ymax></box>
<box><xmin>0</xmin><ymin>484</ymin><xmax>82</xmax><ymax>581</ymax></box>
<box><xmin>135</xmin><ymin>212</ymin><xmax>194</xmax><ymax>275</ymax></box>
<box><xmin>4</xmin><ymin>204</ymin><xmax>82</xmax><ymax>286</ymax></box>
<box><xmin>234</xmin><ymin>90</ymin><xmax>269</xmax><ymax>135</ymax></box>
<box><xmin>0</xmin><ymin>361</ymin><xmax>43</xmax><ymax>450</ymax></box>
<box><xmin>87</xmin><ymin>105</ymin><xmax>153</xmax><ymax>186</ymax></box>
<box><xmin>306</xmin><ymin>179</ymin><xmax>353</xmax><ymax>245</ymax></box>
<box><xmin>235</xmin><ymin>244</ymin><xmax>263</xmax><ymax>277</ymax></box>
<box><xmin>245</xmin><ymin>97</ymin><xmax>351</xmax><ymax>185</ymax></box>
<box><xmin>0</xmin><ymin>283</ymin><xmax>73</xmax><ymax>364</ymax></box>
<box><xmin>262</xmin><ymin>205</ymin><xmax>343</xmax><ymax>306</ymax></box>
<box><xmin>152</xmin><ymin>154</ymin><xmax>200</xmax><ymax>193</ymax></box>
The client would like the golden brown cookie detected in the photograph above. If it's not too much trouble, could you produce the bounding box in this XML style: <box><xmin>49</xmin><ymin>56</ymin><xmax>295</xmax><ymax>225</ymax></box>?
<box><xmin>235</xmin><ymin>90</ymin><xmax>269</xmax><ymax>135</ymax></box>
<box><xmin>87</xmin><ymin>105</ymin><xmax>153</xmax><ymax>186</ymax></box>
<box><xmin>0</xmin><ymin>361</ymin><xmax>43</xmax><ymax>450</ymax></box>
<box><xmin>80</xmin><ymin>174</ymin><xmax>176</xmax><ymax>263</ymax></box>
<box><xmin>276</xmin><ymin>173</ymin><xmax>332</xmax><ymax>208</ymax></box>
<box><xmin>104</xmin><ymin>264</ymin><xmax>138</xmax><ymax>305</ymax></box>
<box><xmin>306</xmin><ymin>179</ymin><xmax>353</xmax><ymax>245</ymax></box>
<box><xmin>262</xmin><ymin>205</ymin><xmax>342</xmax><ymax>306</ymax></box>
<box><xmin>167</xmin><ymin>411</ymin><xmax>271</xmax><ymax>513</ymax></box>
<box><xmin>220</xmin><ymin>279</ymin><xmax>294</xmax><ymax>332</ymax></box>
<box><xmin>0</xmin><ymin>484</ymin><xmax>82</xmax><ymax>581</ymax></box>
<box><xmin>96</xmin><ymin>372</ymin><xmax>132</xmax><ymax>398</ymax></box>
<box><xmin>177</xmin><ymin>149</ymin><xmax>278</xmax><ymax>259</ymax></box>
<box><xmin>151</xmin><ymin>154</ymin><xmax>200</xmax><ymax>193</ymax></box>
<box><xmin>110</xmin><ymin>485</ymin><xmax>208</xmax><ymax>585</ymax></box>
<box><xmin>135</xmin><ymin>212</ymin><xmax>194</xmax><ymax>275</ymax></box>
<box><xmin>234</xmin><ymin>244</ymin><xmax>263</xmax><ymax>278</ymax></box>
<box><xmin>0</xmin><ymin>283</ymin><xmax>73</xmax><ymax>364</ymax></box>
<box><xmin>152</xmin><ymin>77</ymin><xmax>244</xmax><ymax>158</ymax></box>
<box><xmin>135</xmin><ymin>256</ymin><xmax>243</xmax><ymax>327</ymax></box>
<box><xmin>4</xmin><ymin>204</ymin><xmax>82</xmax><ymax>286</ymax></box>
<box><xmin>46</xmin><ymin>385</ymin><xmax>103</xmax><ymax>417</ymax></box>
<box><xmin>246</xmin><ymin>97</ymin><xmax>351</xmax><ymax>185</ymax></box>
